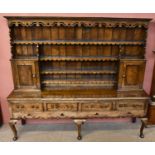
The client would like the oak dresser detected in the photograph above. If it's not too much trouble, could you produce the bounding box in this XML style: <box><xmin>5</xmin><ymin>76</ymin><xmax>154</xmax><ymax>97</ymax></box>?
<box><xmin>6</xmin><ymin>16</ymin><xmax>151</xmax><ymax>141</ymax></box>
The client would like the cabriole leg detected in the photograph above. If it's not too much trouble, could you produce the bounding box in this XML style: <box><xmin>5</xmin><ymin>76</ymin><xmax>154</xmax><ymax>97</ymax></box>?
<box><xmin>74</xmin><ymin>119</ymin><xmax>86</xmax><ymax>140</ymax></box>
<box><xmin>9</xmin><ymin>120</ymin><xmax>18</xmax><ymax>141</ymax></box>
<box><xmin>140</xmin><ymin>119</ymin><xmax>147</xmax><ymax>138</ymax></box>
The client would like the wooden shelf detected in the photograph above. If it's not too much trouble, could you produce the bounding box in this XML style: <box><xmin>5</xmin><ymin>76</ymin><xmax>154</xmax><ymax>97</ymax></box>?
<box><xmin>41</xmin><ymin>69</ymin><xmax>117</xmax><ymax>75</ymax></box>
<box><xmin>13</xmin><ymin>40</ymin><xmax>145</xmax><ymax>45</ymax></box>
<box><xmin>42</xmin><ymin>80</ymin><xmax>116</xmax><ymax>87</ymax></box>
<box><xmin>40</xmin><ymin>56</ymin><xmax>118</xmax><ymax>61</ymax></box>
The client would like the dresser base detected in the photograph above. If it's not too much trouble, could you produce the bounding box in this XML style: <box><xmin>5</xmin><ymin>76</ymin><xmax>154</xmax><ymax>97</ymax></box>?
<box><xmin>8</xmin><ymin>90</ymin><xmax>149</xmax><ymax>140</ymax></box>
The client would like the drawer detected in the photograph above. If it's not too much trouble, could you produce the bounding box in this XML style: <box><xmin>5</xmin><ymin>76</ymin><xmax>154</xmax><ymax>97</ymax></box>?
<box><xmin>11</xmin><ymin>102</ymin><xmax>43</xmax><ymax>112</ymax></box>
<box><xmin>81</xmin><ymin>101</ymin><xmax>113</xmax><ymax>111</ymax></box>
<box><xmin>46</xmin><ymin>103</ymin><xmax>78</xmax><ymax>111</ymax></box>
<box><xmin>116</xmin><ymin>100</ymin><xmax>146</xmax><ymax>111</ymax></box>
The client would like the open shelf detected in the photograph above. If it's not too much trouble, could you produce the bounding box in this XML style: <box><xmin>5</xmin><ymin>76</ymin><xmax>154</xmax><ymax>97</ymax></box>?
<box><xmin>40</xmin><ymin>56</ymin><xmax>118</xmax><ymax>61</ymax></box>
<box><xmin>13</xmin><ymin>40</ymin><xmax>145</xmax><ymax>45</ymax></box>
<box><xmin>42</xmin><ymin>79</ymin><xmax>116</xmax><ymax>87</ymax></box>
<box><xmin>41</xmin><ymin>69</ymin><xmax>117</xmax><ymax>75</ymax></box>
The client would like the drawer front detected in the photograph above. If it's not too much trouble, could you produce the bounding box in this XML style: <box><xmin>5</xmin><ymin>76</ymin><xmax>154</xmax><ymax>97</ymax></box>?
<box><xmin>46</xmin><ymin>103</ymin><xmax>78</xmax><ymax>111</ymax></box>
<box><xmin>11</xmin><ymin>102</ymin><xmax>43</xmax><ymax>112</ymax></box>
<box><xmin>81</xmin><ymin>101</ymin><xmax>113</xmax><ymax>111</ymax></box>
<box><xmin>116</xmin><ymin>100</ymin><xmax>146</xmax><ymax>111</ymax></box>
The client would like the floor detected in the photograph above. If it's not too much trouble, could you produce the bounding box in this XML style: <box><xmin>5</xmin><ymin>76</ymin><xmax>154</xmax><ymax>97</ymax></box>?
<box><xmin>0</xmin><ymin>119</ymin><xmax>155</xmax><ymax>142</ymax></box>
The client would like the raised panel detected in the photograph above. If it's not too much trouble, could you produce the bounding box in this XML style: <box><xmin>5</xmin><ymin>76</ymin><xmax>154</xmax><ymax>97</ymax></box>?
<box><xmin>81</xmin><ymin>101</ymin><xmax>113</xmax><ymax>111</ymax></box>
<box><xmin>12</xmin><ymin>60</ymin><xmax>39</xmax><ymax>89</ymax></box>
<box><xmin>46</xmin><ymin>103</ymin><xmax>78</xmax><ymax>111</ymax></box>
<box><xmin>125</xmin><ymin>65</ymin><xmax>139</xmax><ymax>85</ymax></box>
<box><xmin>118</xmin><ymin>60</ymin><xmax>145</xmax><ymax>90</ymax></box>
<box><xmin>117</xmin><ymin>100</ymin><xmax>146</xmax><ymax>111</ymax></box>
<box><xmin>12</xmin><ymin>103</ymin><xmax>43</xmax><ymax>112</ymax></box>
<box><xmin>18</xmin><ymin>65</ymin><xmax>33</xmax><ymax>86</ymax></box>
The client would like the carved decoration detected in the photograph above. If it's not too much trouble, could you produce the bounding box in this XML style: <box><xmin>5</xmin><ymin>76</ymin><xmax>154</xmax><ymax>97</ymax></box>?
<box><xmin>6</xmin><ymin>16</ymin><xmax>151</xmax><ymax>140</ymax></box>
<box><xmin>7</xmin><ymin>19</ymin><xmax>149</xmax><ymax>28</ymax></box>
<box><xmin>40</xmin><ymin>56</ymin><xmax>118</xmax><ymax>61</ymax></box>
<box><xmin>41</xmin><ymin>70</ymin><xmax>116</xmax><ymax>75</ymax></box>
<box><xmin>13</xmin><ymin>40</ymin><xmax>145</xmax><ymax>45</ymax></box>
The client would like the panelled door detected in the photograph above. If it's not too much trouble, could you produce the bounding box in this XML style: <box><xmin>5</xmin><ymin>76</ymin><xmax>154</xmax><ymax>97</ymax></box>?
<box><xmin>11</xmin><ymin>60</ymin><xmax>40</xmax><ymax>89</ymax></box>
<box><xmin>118</xmin><ymin>60</ymin><xmax>145</xmax><ymax>90</ymax></box>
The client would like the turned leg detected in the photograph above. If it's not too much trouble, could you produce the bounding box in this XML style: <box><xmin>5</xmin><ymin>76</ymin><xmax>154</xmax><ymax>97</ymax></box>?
<box><xmin>9</xmin><ymin>120</ymin><xmax>18</xmax><ymax>141</ymax></box>
<box><xmin>74</xmin><ymin>119</ymin><xmax>86</xmax><ymax>140</ymax></box>
<box><xmin>21</xmin><ymin>118</ymin><xmax>26</xmax><ymax>125</ymax></box>
<box><xmin>140</xmin><ymin>119</ymin><xmax>147</xmax><ymax>138</ymax></box>
<box><xmin>131</xmin><ymin>117</ymin><xmax>136</xmax><ymax>123</ymax></box>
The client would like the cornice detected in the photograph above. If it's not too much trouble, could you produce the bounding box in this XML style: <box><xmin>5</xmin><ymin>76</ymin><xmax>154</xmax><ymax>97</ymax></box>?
<box><xmin>5</xmin><ymin>17</ymin><xmax>151</xmax><ymax>28</ymax></box>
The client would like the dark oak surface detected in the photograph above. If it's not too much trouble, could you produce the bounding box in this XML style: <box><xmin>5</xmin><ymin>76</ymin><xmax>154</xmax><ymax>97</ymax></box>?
<box><xmin>6</xmin><ymin>16</ymin><xmax>151</xmax><ymax>140</ymax></box>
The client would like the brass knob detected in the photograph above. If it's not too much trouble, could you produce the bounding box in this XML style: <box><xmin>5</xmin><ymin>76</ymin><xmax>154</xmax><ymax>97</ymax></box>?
<box><xmin>122</xmin><ymin>74</ymin><xmax>126</xmax><ymax>78</ymax></box>
<box><xmin>32</xmin><ymin>74</ymin><xmax>36</xmax><ymax>78</ymax></box>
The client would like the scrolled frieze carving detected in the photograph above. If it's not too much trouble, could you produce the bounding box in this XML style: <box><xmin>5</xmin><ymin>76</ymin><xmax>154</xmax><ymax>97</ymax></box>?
<box><xmin>7</xmin><ymin>19</ymin><xmax>149</xmax><ymax>28</ymax></box>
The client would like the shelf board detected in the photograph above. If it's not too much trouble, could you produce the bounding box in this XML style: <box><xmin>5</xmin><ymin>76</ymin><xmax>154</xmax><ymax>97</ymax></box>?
<box><xmin>13</xmin><ymin>40</ymin><xmax>145</xmax><ymax>45</ymax></box>
<box><xmin>42</xmin><ymin>80</ymin><xmax>116</xmax><ymax>87</ymax></box>
<box><xmin>40</xmin><ymin>56</ymin><xmax>118</xmax><ymax>61</ymax></box>
<box><xmin>41</xmin><ymin>69</ymin><xmax>117</xmax><ymax>74</ymax></box>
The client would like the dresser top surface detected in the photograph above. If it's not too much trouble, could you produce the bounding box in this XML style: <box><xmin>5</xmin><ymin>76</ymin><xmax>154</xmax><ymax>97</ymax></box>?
<box><xmin>4</xmin><ymin>16</ymin><xmax>152</xmax><ymax>21</ymax></box>
<box><xmin>7</xmin><ymin>90</ymin><xmax>149</xmax><ymax>101</ymax></box>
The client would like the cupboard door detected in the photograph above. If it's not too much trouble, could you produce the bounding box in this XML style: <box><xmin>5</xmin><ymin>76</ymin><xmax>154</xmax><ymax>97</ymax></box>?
<box><xmin>11</xmin><ymin>60</ymin><xmax>40</xmax><ymax>89</ymax></box>
<box><xmin>118</xmin><ymin>60</ymin><xmax>145</xmax><ymax>90</ymax></box>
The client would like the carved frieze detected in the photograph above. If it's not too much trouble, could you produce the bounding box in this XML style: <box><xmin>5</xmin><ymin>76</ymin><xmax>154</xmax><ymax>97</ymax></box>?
<box><xmin>6</xmin><ymin>17</ymin><xmax>150</xmax><ymax>28</ymax></box>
